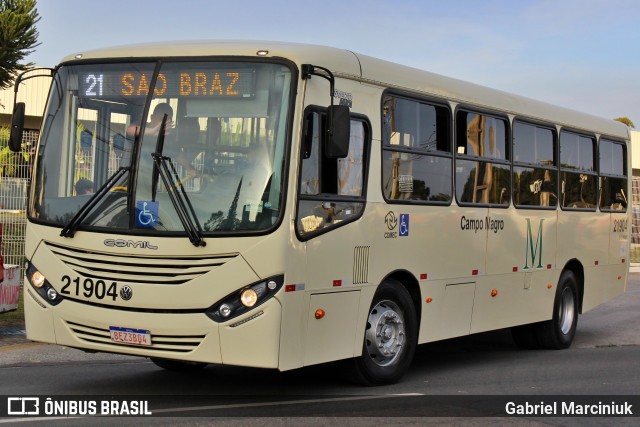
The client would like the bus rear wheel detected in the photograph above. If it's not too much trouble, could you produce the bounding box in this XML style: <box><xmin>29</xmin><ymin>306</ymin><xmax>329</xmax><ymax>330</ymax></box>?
<box><xmin>350</xmin><ymin>279</ymin><xmax>417</xmax><ymax>386</ymax></box>
<box><xmin>150</xmin><ymin>358</ymin><xmax>208</xmax><ymax>371</ymax></box>
<box><xmin>535</xmin><ymin>270</ymin><xmax>579</xmax><ymax>349</ymax></box>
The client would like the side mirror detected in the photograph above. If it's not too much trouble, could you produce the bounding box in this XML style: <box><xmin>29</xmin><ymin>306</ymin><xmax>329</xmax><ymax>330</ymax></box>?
<box><xmin>324</xmin><ymin>105</ymin><xmax>350</xmax><ymax>158</ymax></box>
<box><xmin>9</xmin><ymin>102</ymin><xmax>25</xmax><ymax>153</ymax></box>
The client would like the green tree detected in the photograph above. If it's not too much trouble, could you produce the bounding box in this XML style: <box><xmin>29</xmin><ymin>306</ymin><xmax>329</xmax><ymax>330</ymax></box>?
<box><xmin>0</xmin><ymin>0</ymin><xmax>40</xmax><ymax>89</ymax></box>
<box><xmin>614</xmin><ymin>117</ymin><xmax>635</xmax><ymax>128</ymax></box>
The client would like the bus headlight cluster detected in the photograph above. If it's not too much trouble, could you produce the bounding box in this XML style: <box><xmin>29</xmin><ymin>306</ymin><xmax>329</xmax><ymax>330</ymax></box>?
<box><xmin>206</xmin><ymin>275</ymin><xmax>284</xmax><ymax>323</ymax></box>
<box><xmin>26</xmin><ymin>263</ymin><xmax>64</xmax><ymax>306</ymax></box>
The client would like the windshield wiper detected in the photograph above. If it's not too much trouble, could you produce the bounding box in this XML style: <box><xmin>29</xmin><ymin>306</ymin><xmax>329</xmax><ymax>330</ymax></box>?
<box><xmin>151</xmin><ymin>114</ymin><xmax>206</xmax><ymax>247</ymax></box>
<box><xmin>60</xmin><ymin>166</ymin><xmax>129</xmax><ymax>238</ymax></box>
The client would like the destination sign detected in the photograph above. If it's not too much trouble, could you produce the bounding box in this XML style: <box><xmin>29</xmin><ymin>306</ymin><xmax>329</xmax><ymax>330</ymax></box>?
<box><xmin>80</xmin><ymin>69</ymin><xmax>256</xmax><ymax>99</ymax></box>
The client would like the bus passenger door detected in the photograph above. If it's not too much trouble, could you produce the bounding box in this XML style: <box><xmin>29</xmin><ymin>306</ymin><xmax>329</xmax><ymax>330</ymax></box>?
<box><xmin>295</xmin><ymin>106</ymin><xmax>373</xmax><ymax>365</ymax></box>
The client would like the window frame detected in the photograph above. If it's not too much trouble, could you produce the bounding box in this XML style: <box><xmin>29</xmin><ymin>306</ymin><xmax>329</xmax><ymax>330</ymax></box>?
<box><xmin>559</xmin><ymin>128</ymin><xmax>597</xmax><ymax>212</ymax></box>
<box><xmin>511</xmin><ymin>118</ymin><xmax>558</xmax><ymax>210</ymax></box>
<box><xmin>294</xmin><ymin>105</ymin><xmax>372</xmax><ymax>241</ymax></box>
<box><xmin>381</xmin><ymin>91</ymin><xmax>453</xmax><ymax>206</ymax></box>
<box><xmin>598</xmin><ymin>137</ymin><xmax>628</xmax><ymax>213</ymax></box>
<box><xmin>454</xmin><ymin>106</ymin><xmax>511</xmax><ymax>208</ymax></box>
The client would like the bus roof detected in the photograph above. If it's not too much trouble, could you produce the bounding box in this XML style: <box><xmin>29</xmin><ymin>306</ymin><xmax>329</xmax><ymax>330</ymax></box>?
<box><xmin>63</xmin><ymin>40</ymin><xmax>629</xmax><ymax>140</ymax></box>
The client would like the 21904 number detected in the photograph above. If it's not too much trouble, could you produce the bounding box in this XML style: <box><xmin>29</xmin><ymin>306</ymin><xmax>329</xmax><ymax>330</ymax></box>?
<box><xmin>60</xmin><ymin>275</ymin><xmax>118</xmax><ymax>301</ymax></box>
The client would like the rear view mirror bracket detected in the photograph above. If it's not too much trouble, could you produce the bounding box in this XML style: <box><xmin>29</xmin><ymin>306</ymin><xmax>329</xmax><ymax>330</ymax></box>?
<box><xmin>9</xmin><ymin>68</ymin><xmax>55</xmax><ymax>152</ymax></box>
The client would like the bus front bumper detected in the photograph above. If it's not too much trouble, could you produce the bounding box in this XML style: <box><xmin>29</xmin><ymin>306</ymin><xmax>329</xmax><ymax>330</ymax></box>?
<box><xmin>24</xmin><ymin>287</ymin><xmax>282</xmax><ymax>369</ymax></box>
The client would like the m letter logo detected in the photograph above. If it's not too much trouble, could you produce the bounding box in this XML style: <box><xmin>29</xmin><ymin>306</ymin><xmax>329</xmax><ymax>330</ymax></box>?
<box><xmin>524</xmin><ymin>218</ymin><xmax>544</xmax><ymax>270</ymax></box>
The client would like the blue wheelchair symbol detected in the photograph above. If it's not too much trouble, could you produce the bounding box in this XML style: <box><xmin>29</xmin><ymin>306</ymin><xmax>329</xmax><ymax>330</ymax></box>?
<box><xmin>136</xmin><ymin>201</ymin><xmax>159</xmax><ymax>227</ymax></box>
<box><xmin>399</xmin><ymin>214</ymin><xmax>409</xmax><ymax>236</ymax></box>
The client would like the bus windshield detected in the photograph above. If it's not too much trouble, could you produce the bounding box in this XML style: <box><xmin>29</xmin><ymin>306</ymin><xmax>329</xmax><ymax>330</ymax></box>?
<box><xmin>30</xmin><ymin>61</ymin><xmax>292</xmax><ymax>235</ymax></box>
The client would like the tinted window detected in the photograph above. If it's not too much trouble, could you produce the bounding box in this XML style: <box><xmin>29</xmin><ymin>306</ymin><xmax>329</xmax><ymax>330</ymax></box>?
<box><xmin>599</xmin><ymin>139</ymin><xmax>627</xmax><ymax>211</ymax></box>
<box><xmin>382</xmin><ymin>94</ymin><xmax>452</xmax><ymax>204</ymax></box>
<box><xmin>513</xmin><ymin>122</ymin><xmax>555</xmax><ymax>165</ymax></box>
<box><xmin>456</xmin><ymin>112</ymin><xmax>507</xmax><ymax>161</ymax></box>
<box><xmin>383</xmin><ymin>95</ymin><xmax>450</xmax><ymax>152</ymax></box>
<box><xmin>560</xmin><ymin>131</ymin><xmax>595</xmax><ymax>171</ymax></box>
<box><xmin>455</xmin><ymin>110</ymin><xmax>509</xmax><ymax>206</ymax></box>
<box><xmin>599</xmin><ymin>139</ymin><xmax>625</xmax><ymax>176</ymax></box>
<box><xmin>512</xmin><ymin>121</ymin><xmax>557</xmax><ymax>209</ymax></box>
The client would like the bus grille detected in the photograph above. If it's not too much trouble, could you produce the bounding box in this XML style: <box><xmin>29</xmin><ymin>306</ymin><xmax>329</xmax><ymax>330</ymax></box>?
<box><xmin>45</xmin><ymin>242</ymin><xmax>238</xmax><ymax>285</ymax></box>
<box><xmin>66</xmin><ymin>321</ymin><xmax>205</xmax><ymax>353</ymax></box>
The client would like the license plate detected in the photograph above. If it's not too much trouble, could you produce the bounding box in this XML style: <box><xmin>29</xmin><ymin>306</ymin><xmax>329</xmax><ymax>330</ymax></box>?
<box><xmin>109</xmin><ymin>326</ymin><xmax>152</xmax><ymax>346</ymax></box>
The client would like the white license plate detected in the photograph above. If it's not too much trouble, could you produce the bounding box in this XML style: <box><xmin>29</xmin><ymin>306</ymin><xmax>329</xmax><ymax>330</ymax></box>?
<box><xmin>109</xmin><ymin>326</ymin><xmax>152</xmax><ymax>346</ymax></box>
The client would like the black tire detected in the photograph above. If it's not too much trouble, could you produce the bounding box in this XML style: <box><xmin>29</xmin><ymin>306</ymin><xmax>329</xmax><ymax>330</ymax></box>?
<box><xmin>510</xmin><ymin>323</ymin><xmax>540</xmax><ymax>349</ymax></box>
<box><xmin>535</xmin><ymin>270</ymin><xmax>579</xmax><ymax>349</ymax></box>
<box><xmin>349</xmin><ymin>279</ymin><xmax>417</xmax><ymax>386</ymax></box>
<box><xmin>150</xmin><ymin>358</ymin><xmax>208</xmax><ymax>372</ymax></box>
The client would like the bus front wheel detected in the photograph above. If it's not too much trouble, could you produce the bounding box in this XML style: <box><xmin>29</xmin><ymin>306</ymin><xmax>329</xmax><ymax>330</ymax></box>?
<box><xmin>535</xmin><ymin>270</ymin><xmax>579</xmax><ymax>349</ymax></box>
<box><xmin>350</xmin><ymin>279</ymin><xmax>417</xmax><ymax>386</ymax></box>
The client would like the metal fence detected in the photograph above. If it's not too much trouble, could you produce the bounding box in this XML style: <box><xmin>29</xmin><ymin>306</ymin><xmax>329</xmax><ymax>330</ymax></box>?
<box><xmin>631</xmin><ymin>177</ymin><xmax>640</xmax><ymax>263</ymax></box>
<box><xmin>0</xmin><ymin>129</ymin><xmax>38</xmax><ymax>281</ymax></box>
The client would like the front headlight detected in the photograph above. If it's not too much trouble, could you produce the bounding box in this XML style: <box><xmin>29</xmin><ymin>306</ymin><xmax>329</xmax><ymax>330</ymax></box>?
<box><xmin>26</xmin><ymin>262</ymin><xmax>64</xmax><ymax>306</ymax></box>
<box><xmin>206</xmin><ymin>275</ymin><xmax>284</xmax><ymax>322</ymax></box>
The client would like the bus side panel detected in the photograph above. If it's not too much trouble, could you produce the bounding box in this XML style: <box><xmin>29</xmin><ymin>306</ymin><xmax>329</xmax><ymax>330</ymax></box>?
<box><xmin>472</xmin><ymin>208</ymin><xmax>558</xmax><ymax>333</ymax></box>
<box><xmin>557</xmin><ymin>211</ymin><xmax>609</xmax><ymax>312</ymax></box>
<box><xmin>303</xmin><ymin>291</ymin><xmax>360</xmax><ymax>366</ymax></box>
<box><xmin>607</xmin><ymin>210</ymin><xmax>630</xmax><ymax>299</ymax></box>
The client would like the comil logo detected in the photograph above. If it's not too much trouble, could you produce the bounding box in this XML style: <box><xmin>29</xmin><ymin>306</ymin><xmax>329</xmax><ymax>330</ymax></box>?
<box><xmin>524</xmin><ymin>218</ymin><xmax>545</xmax><ymax>270</ymax></box>
<box><xmin>7</xmin><ymin>397</ymin><xmax>40</xmax><ymax>415</ymax></box>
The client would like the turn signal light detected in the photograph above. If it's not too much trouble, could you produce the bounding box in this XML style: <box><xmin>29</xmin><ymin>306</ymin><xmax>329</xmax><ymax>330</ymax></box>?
<box><xmin>315</xmin><ymin>309</ymin><xmax>325</xmax><ymax>319</ymax></box>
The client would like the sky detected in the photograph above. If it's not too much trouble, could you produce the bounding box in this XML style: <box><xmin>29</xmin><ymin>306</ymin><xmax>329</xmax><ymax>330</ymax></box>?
<box><xmin>25</xmin><ymin>0</ymin><xmax>640</xmax><ymax>126</ymax></box>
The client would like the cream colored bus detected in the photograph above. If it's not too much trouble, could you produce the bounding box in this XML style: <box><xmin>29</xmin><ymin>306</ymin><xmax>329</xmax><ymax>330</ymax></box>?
<box><xmin>12</xmin><ymin>41</ymin><xmax>630</xmax><ymax>385</ymax></box>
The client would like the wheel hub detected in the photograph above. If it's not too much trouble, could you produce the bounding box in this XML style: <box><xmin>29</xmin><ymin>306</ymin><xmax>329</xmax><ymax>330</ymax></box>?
<box><xmin>365</xmin><ymin>300</ymin><xmax>405</xmax><ymax>367</ymax></box>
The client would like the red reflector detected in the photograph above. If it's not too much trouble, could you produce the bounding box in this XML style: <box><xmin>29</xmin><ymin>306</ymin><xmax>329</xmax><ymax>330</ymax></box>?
<box><xmin>622</xmin><ymin>259</ymin><xmax>626</xmax><ymax>264</ymax></box>
<box><xmin>285</xmin><ymin>284</ymin><xmax>296</xmax><ymax>292</ymax></box>
<box><xmin>420</xmin><ymin>273</ymin><xmax>428</xmax><ymax>280</ymax></box>
<box><xmin>513</xmin><ymin>267</ymin><xmax>518</xmax><ymax>272</ymax></box>
<box><xmin>595</xmin><ymin>260</ymin><xmax>599</xmax><ymax>266</ymax></box>
<box><xmin>472</xmin><ymin>270</ymin><xmax>478</xmax><ymax>276</ymax></box>
<box><xmin>333</xmin><ymin>280</ymin><xmax>342</xmax><ymax>287</ymax></box>
<box><xmin>547</xmin><ymin>264</ymin><xmax>552</xmax><ymax>269</ymax></box>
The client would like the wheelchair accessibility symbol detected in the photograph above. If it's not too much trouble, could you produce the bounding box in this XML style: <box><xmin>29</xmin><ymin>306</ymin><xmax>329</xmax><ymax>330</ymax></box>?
<box><xmin>136</xmin><ymin>201</ymin><xmax>159</xmax><ymax>227</ymax></box>
<box><xmin>399</xmin><ymin>214</ymin><xmax>409</xmax><ymax>237</ymax></box>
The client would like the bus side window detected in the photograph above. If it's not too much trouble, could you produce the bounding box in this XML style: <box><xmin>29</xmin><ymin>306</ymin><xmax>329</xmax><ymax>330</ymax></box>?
<box><xmin>381</xmin><ymin>94</ymin><xmax>452</xmax><ymax>204</ymax></box>
<box><xmin>599</xmin><ymin>139</ymin><xmax>627</xmax><ymax>211</ymax></box>
<box><xmin>512</xmin><ymin>121</ymin><xmax>557</xmax><ymax>208</ymax></box>
<box><xmin>560</xmin><ymin>131</ymin><xmax>597</xmax><ymax>210</ymax></box>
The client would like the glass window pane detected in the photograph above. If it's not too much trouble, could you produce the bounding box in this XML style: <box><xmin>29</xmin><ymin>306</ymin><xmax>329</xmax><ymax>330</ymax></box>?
<box><xmin>383</xmin><ymin>95</ymin><xmax>449</xmax><ymax>153</ymax></box>
<box><xmin>561</xmin><ymin>171</ymin><xmax>597</xmax><ymax>209</ymax></box>
<box><xmin>599</xmin><ymin>139</ymin><xmax>625</xmax><ymax>176</ymax></box>
<box><xmin>513</xmin><ymin>166</ymin><xmax>558</xmax><ymax>208</ymax></box>
<box><xmin>300</xmin><ymin>112</ymin><xmax>321</xmax><ymax>195</ymax></box>
<box><xmin>513</xmin><ymin>122</ymin><xmax>555</xmax><ymax>165</ymax></box>
<box><xmin>297</xmin><ymin>200</ymin><xmax>364</xmax><ymax>236</ymax></box>
<box><xmin>382</xmin><ymin>150</ymin><xmax>452</xmax><ymax>203</ymax></box>
<box><xmin>456</xmin><ymin>112</ymin><xmax>507</xmax><ymax>160</ymax></box>
<box><xmin>560</xmin><ymin>131</ymin><xmax>594</xmax><ymax>171</ymax></box>
<box><xmin>456</xmin><ymin>159</ymin><xmax>510</xmax><ymax>205</ymax></box>
<box><xmin>600</xmin><ymin>176</ymin><xmax>627</xmax><ymax>211</ymax></box>
<box><xmin>338</xmin><ymin>121</ymin><xmax>365</xmax><ymax>196</ymax></box>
